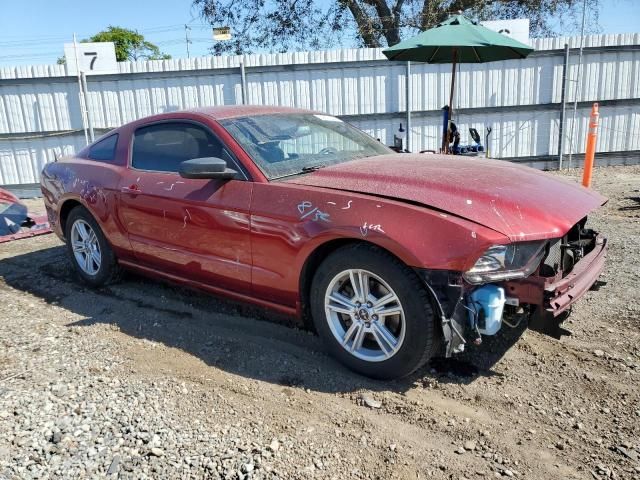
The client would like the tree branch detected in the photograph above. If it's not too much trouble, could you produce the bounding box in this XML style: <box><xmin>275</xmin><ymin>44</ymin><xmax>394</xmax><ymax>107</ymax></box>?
<box><xmin>339</xmin><ymin>0</ymin><xmax>382</xmax><ymax>47</ymax></box>
<box><xmin>194</xmin><ymin>0</ymin><xmax>599</xmax><ymax>54</ymax></box>
<box><xmin>360</xmin><ymin>0</ymin><xmax>401</xmax><ymax>45</ymax></box>
<box><xmin>392</xmin><ymin>0</ymin><xmax>405</xmax><ymax>19</ymax></box>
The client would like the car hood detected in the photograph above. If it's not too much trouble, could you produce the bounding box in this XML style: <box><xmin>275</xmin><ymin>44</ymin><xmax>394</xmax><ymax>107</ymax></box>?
<box><xmin>284</xmin><ymin>154</ymin><xmax>607</xmax><ymax>241</ymax></box>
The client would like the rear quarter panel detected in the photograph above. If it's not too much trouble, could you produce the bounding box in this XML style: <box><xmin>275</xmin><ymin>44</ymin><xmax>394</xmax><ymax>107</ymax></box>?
<box><xmin>41</xmin><ymin>158</ymin><xmax>132</xmax><ymax>259</ymax></box>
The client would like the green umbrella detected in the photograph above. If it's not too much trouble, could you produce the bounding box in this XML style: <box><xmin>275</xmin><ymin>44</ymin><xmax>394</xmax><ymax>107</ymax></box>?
<box><xmin>383</xmin><ymin>14</ymin><xmax>534</xmax><ymax>152</ymax></box>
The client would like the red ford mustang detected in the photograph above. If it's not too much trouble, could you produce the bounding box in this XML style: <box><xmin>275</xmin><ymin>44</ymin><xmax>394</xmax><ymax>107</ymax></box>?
<box><xmin>40</xmin><ymin>106</ymin><xmax>607</xmax><ymax>379</ymax></box>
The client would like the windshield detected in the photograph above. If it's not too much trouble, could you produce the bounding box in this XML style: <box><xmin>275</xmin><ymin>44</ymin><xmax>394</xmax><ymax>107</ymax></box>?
<box><xmin>220</xmin><ymin>113</ymin><xmax>392</xmax><ymax>180</ymax></box>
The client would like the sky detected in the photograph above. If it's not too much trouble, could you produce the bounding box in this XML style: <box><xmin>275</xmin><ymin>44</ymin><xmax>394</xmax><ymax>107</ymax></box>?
<box><xmin>0</xmin><ymin>0</ymin><xmax>639</xmax><ymax>67</ymax></box>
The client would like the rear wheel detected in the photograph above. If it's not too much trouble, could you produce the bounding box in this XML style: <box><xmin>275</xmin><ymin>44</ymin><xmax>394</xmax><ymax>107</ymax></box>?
<box><xmin>65</xmin><ymin>206</ymin><xmax>121</xmax><ymax>287</ymax></box>
<box><xmin>310</xmin><ymin>244</ymin><xmax>436</xmax><ymax>379</ymax></box>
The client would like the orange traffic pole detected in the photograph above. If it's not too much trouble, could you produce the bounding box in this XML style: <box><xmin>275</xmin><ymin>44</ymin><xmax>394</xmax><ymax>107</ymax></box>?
<box><xmin>582</xmin><ymin>103</ymin><xmax>599</xmax><ymax>188</ymax></box>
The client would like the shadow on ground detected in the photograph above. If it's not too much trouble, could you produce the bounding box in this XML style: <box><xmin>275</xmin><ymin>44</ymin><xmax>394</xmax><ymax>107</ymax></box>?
<box><xmin>0</xmin><ymin>245</ymin><xmax>526</xmax><ymax>393</ymax></box>
<box><xmin>619</xmin><ymin>196</ymin><xmax>640</xmax><ymax>211</ymax></box>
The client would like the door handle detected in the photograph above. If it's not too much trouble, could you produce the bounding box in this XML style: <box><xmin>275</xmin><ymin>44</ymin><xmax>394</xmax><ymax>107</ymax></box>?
<box><xmin>121</xmin><ymin>185</ymin><xmax>141</xmax><ymax>194</ymax></box>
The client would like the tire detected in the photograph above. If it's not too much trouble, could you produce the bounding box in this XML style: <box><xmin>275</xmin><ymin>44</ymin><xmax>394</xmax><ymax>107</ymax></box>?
<box><xmin>64</xmin><ymin>205</ymin><xmax>122</xmax><ymax>287</ymax></box>
<box><xmin>310</xmin><ymin>244</ymin><xmax>436</xmax><ymax>380</ymax></box>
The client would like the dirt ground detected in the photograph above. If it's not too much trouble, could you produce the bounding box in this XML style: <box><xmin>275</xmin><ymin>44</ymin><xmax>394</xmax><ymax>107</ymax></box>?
<box><xmin>1</xmin><ymin>165</ymin><xmax>639</xmax><ymax>480</ymax></box>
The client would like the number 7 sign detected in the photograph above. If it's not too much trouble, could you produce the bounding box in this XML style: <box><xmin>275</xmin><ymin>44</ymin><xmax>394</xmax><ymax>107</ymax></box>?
<box><xmin>84</xmin><ymin>51</ymin><xmax>98</xmax><ymax>70</ymax></box>
<box><xmin>64</xmin><ymin>42</ymin><xmax>118</xmax><ymax>75</ymax></box>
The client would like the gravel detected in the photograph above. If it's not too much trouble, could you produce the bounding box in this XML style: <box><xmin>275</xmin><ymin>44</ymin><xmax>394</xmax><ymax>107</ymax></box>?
<box><xmin>1</xmin><ymin>165</ymin><xmax>639</xmax><ymax>479</ymax></box>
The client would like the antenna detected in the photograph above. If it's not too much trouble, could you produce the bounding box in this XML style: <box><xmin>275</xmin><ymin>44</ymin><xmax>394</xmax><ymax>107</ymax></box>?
<box><xmin>184</xmin><ymin>25</ymin><xmax>192</xmax><ymax>58</ymax></box>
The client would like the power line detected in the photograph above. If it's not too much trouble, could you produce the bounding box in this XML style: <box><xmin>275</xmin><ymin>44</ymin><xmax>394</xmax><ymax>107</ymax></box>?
<box><xmin>0</xmin><ymin>51</ymin><xmax>61</xmax><ymax>60</ymax></box>
<box><xmin>0</xmin><ymin>22</ymin><xmax>213</xmax><ymax>45</ymax></box>
<box><xmin>0</xmin><ymin>37</ymin><xmax>71</xmax><ymax>47</ymax></box>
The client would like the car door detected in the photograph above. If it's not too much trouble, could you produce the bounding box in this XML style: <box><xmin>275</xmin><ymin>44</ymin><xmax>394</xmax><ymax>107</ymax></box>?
<box><xmin>117</xmin><ymin>120</ymin><xmax>253</xmax><ymax>294</ymax></box>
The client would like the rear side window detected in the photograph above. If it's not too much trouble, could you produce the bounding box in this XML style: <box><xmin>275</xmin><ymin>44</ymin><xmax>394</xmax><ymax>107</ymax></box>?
<box><xmin>132</xmin><ymin>122</ymin><xmax>226</xmax><ymax>173</ymax></box>
<box><xmin>88</xmin><ymin>134</ymin><xmax>118</xmax><ymax>161</ymax></box>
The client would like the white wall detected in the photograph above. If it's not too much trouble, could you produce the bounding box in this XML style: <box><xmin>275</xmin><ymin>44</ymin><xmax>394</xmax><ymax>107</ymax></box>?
<box><xmin>1</xmin><ymin>33</ymin><xmax>639</xmax><ymax>185</ymax></box>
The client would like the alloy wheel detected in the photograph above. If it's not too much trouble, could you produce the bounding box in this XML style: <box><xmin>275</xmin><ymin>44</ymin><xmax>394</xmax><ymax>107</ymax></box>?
<box><xmin>324</xmin><ymin>269</ymin><xmax>406</xmax><ymax>362</ymax></box>
<box><xmin>70</xmin><ymin>219</ymin><xmax>102</xmax><ymax>276</ymax></box>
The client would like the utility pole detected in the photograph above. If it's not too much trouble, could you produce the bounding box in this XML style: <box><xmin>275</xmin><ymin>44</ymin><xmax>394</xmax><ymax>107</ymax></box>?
<box><xmin>184</xmin><ymin>25</ymin><xmax>191</xmax><ymax>59</ymax></box>
<box><xmin>567</xmin><ymin>0</ymin><xmax>588</xmax><ymax>169</ymax></box>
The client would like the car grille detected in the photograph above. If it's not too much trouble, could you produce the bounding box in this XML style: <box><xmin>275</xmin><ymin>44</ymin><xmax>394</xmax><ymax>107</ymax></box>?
<box><xmin>539</xmin><ymin>218</ymin><xmax>597</xmax><ymax>278</ymax></box>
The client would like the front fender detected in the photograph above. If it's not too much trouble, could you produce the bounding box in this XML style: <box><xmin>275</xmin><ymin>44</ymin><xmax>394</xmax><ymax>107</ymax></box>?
<box><xmin>250</xmin><ymin>182</ymin><xmax>508</xmax><ymax>309</ymax></box>
<box><xmin>290</xmin><ymin>190</ymin><xmax>509</xmax><ymax>274</ymax></box>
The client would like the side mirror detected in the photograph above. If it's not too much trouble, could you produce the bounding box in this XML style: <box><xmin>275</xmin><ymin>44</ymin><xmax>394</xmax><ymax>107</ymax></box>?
<box><xmin>179</xmin><ymin>157</ymin><xmax>238</xmax><ymax>180</ymax></box>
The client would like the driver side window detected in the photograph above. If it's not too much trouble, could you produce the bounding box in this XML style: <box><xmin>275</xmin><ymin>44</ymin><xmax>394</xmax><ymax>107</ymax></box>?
<box><xmin>131</xmin><ymin>122</ymin><xmax>227</xmax><ymax>173</ymax></box>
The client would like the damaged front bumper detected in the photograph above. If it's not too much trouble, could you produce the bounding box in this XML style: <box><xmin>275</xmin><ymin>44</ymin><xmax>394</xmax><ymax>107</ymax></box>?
<box><xmin>544</xmin><ymin>234</ymin><xmax>607</xmax><ymax>316</ymax></box>
<box><xmin>511</xmin><ymin>234</ymin><xmax>607</xmax><ymax>338</ymax></box>
<box><xmin>418</xmin><ymin>232</ymin><xmax>608</xmax><ymax>356</ymax></box>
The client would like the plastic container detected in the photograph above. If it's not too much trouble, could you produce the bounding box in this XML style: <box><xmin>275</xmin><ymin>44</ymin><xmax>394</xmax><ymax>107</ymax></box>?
<box><xmin>468</xmin><ymin>285</ymin><xmax>506</xmax><ymax>336</ymax></box>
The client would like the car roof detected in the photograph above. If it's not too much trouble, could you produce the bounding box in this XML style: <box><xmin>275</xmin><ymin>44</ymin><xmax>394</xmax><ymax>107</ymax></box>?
<box><xmin>178</xmin><ymin>105</ymin><xmax>316</xmax><ymax>120</ymax></box>
<box><xmin>90</xmin><ymin>105</ymin><xmax>321</xmax><ymax>146</ymax></box>
<box><xmin>84</xmin><ymin>105</ymin><xmax>321</xmax><ymax>151</ymax></box>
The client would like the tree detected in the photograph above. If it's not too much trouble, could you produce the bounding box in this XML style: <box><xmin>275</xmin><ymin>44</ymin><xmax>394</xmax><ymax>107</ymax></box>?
<box><xmin>86</xmin><ymin>26</ymin><xmax>171</xmax><ymax>61</ymax></box>
<box><xmin>193</xmin><ymin>0</ymin><xmax>599</xmax><ymax>54</ymax></box>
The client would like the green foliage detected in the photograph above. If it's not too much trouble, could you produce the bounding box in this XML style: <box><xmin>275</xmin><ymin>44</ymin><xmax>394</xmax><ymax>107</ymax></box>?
<box><xmin>194</xmin><ymin>0</ymin><xmax>600</xmax><ymax>54</ymax></box>
<box><xmin>85</xmin><ymin>26</ymin><xmax>171</xmax><ymax>61</ymax></box>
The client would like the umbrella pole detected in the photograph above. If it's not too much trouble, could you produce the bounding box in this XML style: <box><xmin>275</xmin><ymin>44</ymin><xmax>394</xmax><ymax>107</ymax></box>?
<box><xmin>446</xmin><ymin>48</ymin><xmax>458</xmax><ymax>154</ymax></box>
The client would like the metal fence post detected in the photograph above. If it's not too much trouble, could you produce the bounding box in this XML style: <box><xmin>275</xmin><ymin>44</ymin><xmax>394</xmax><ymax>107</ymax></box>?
<box><xmin>558</xmin><ymin>43</ymin><xmax>570</xmax><ymax>169</ymax></box>
<box><xmin>239</xmin><ymin>58</ymin><xmax>248</xmax><ymax>105</ymax></box>
<box><xmin>568</xmin><ymin>0</ymin><xmax>588</xmax><ymax>169</ymax></box>
<box><xmin>80</xmin><ymin>72</ymin><xmax>95</xmax><ymax>142</ymax></box>
<box><xmin>72</xmin><ymin>34</ymin><xmax>89</xmax><ymax>145</ymax></box>
<box><xmin>405</xmin><ymin>61</ymin><xmax>411</xmax><ymax>152</ymax></box>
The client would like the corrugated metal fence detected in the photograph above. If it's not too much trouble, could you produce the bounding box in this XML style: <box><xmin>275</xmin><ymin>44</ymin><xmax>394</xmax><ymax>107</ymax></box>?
<box><xmin>1</xmin><ymin>33</ymin><xmax>639</xmax><ymax>185</ymax></box>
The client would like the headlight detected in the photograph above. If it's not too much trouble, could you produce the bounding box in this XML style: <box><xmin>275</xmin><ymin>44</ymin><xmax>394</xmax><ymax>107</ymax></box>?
<box><xmin>463</xmin><ymin>241</ymin><xmax>546</xmax><ymax>284</ymax></box>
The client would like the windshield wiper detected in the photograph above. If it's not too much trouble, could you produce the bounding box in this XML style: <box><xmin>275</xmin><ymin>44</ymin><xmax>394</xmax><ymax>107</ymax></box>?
<box><xmin>301</xmin><ymin>164</ymin><xmax>326</xmax><ymax>173</ymax></box>
<box><xmin>271</xmin><ymin>164</ymin><xmax>327</xmax><ymax>180</ymax></box>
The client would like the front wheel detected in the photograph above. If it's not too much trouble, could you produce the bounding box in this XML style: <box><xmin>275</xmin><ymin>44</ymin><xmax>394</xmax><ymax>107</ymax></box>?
<box><xmin>310</xmin><ymin>244</ymin><xmax>436</xmax><ymax>379</ymax></box>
